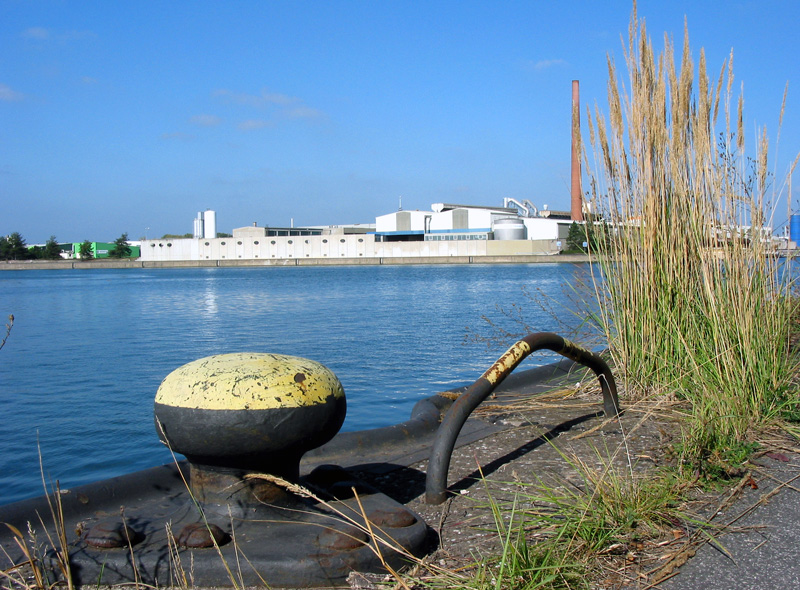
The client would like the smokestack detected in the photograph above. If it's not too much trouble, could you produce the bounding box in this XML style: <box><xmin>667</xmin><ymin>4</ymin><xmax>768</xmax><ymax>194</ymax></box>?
<box><xmin>571</xmin><ymin>80</ymin><xmax>583</xmax><ymax>222</ymax></box>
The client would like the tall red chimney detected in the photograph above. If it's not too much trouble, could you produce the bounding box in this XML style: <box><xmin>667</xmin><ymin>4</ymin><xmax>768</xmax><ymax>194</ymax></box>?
<box><xmin>571</xmin><ymin>80</ymin><xmax>583</xmax><ymax>221</ymax></box>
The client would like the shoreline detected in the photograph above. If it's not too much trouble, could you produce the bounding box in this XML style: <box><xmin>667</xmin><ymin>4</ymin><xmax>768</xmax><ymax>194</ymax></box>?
<box><xmin>0</xmin><ymin>253</ymin><xmax>591</xmax><ymax>271</ymax></box>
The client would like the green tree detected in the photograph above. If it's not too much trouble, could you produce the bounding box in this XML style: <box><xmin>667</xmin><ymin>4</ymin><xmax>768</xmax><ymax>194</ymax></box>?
<box><xmin>1</xmin><ymin>233</ymin><xmax>29</xmax><ymax>260</ymax></box>
<box><xmin>43</xmin><ymin>235</ymin><xmax>62</xmax><ymax>260</ymax></box>
<box><xmin>564</xmin><ymin>221</ymin><xmax>606</xmax><ymax>254</ymax></box>
<box><xmin>107</xmin><ymin>233</ymin><xmax>132</xmax><ymax>258</ymax></box>
<box><xmin>79</xmin><ymin>240</ymin><xmax>94</xmax><ymax>259</ymax></box>
<box><xmin>565</xmin><ymin>222</ymin><xmax>587</xmax><ymax>253</ymax></box>
<box><xmin>29</xmin><ymin>245</ymin><xmax>44</xmax><ymax>259</ymax></box>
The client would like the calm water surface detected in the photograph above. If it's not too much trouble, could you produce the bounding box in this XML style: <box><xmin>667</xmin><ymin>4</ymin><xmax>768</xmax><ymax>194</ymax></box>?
<box><xmin>0</xmin><ymin>264</ymin><xmax>588</xmax><ymax>505</ymax></box>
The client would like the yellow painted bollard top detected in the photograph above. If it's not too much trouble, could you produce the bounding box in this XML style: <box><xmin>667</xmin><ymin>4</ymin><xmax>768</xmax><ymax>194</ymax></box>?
<box><xmin>155</xmin><ymin>352</ymin><xmax>345</xmax><ymax>411</ymax></box>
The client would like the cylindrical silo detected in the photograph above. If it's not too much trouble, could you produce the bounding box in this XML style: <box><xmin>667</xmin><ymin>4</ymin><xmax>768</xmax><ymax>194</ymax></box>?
<box><xmin>790</xmin><ymin>214</ymin><xmax>800</xmax><ymax>245</ymax></box>
<box><xmin>193</xmin><ymin>212</ymin><xmax>204</xmax><ymax>239</ymax></box>
<box><xmin>204</xmin><ymin>210</ymin><xmax>217</xmax><ymax>239</ymax></box>
<box><xmin>492</xmin><ymin>218</ymin><xmax>527</xmax><ymax>240</ymax></box>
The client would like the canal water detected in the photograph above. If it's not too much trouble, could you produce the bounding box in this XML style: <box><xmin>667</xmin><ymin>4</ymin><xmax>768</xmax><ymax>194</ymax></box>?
<box><xmin>0</xmin><ymin>263</ymin><xmax>592</xmax><ymax>505</ymax></box>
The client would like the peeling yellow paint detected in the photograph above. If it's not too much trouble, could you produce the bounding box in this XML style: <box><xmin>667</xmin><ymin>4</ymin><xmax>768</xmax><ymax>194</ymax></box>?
<box><xmin>484</xmin><ymin>341</ymin><xmax>531</xmax><ymax>385</ymax></box>
<box><xmin>155</xmin><ymin>353</ymin><xmax>345</xmax><ymax>410</ymax></box>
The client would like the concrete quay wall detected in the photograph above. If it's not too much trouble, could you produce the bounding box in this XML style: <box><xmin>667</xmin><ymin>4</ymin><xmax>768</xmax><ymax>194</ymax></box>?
<box><xmin>1</xmin><ymin>254</ymin><xmax>590</xmax><ymax>271</ymax></box>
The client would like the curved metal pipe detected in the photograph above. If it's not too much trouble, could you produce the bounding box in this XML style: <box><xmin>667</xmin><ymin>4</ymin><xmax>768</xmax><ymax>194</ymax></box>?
<box><xmin>425</xmin><ymin>332</ymin><xmax>620</xmax><ymax>504</ymax></box>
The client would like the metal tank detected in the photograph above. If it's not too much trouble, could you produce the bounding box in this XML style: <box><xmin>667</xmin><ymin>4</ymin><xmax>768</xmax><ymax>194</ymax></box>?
<box><xmin>492</xmin><ymin>217</ymin><xmax>527</xmax><ymax>240</ymax></box>
<box><xmin>204</xmin><ymin>209</ymin><xmax>217</xmax><ymax>239</ymax></box>
<box><xmin>193</xmin><ymin>212</ymin><xmax>204</xmax><ymax>239</ymax></box>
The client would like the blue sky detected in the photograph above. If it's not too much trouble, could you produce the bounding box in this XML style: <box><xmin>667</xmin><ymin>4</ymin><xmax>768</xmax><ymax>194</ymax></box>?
<box><xmin>2</xmin><ymin>0</ymin><xmax>799</xmax><ymax>243</ymax></box>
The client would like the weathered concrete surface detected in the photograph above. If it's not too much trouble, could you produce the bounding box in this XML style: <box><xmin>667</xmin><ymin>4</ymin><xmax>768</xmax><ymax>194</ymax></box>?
<box><xmin>658</xmin><ymin>451</ymin><xmax>800</xmax><ymax>590</ymax></box>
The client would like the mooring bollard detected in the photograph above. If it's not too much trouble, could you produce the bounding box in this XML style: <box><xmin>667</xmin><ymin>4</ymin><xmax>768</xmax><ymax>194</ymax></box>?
<box><xmin>60</xmin><ymin>353</ymin><xmax>428</xmax><ymax>587</ymax></box>
<box><xmin>153</xmin><ymin>352</ymin><xmax>347</xmax><ymax>513</ymax></box>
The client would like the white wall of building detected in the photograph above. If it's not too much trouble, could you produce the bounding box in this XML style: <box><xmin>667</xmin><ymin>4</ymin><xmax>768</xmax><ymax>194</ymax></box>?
<box><xmin>376</xmin><ymin>210</ymin><xmax>430</xmax><ymax>233</ymax></box>
<box><xmin>139</xmin><ymin>232</ymin><xmax>568</xmax><ymax>261</ymax></box>
<box><xmin>522</xmin><ymin>218</ymin><xmax>560</xmax><ymax>240</ymax></box>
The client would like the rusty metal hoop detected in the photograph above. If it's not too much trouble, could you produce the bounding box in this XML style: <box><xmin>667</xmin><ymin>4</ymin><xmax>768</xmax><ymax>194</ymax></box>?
<box><xmin>425</xmin><ymin>332</ymin><xmax>621</xmax><ymax>504</ymax></box>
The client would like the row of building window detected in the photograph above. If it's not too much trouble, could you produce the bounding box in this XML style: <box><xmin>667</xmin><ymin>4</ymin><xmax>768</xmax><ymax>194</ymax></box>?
<box><xmin>424</xmin><ymin>234</ymin><xmax>489</xmax><ymax>241</ymax></box>
<box><xmin>200</xmin><ymin>238</ymin><xmax>365</xmax><ymax>247</ymax></box>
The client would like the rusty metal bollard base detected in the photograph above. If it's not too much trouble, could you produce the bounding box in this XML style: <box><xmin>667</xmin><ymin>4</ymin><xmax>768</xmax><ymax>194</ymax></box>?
<box><xmin>49</xmin><ymin>465</ymin><xmax>428</xmax><ymax>588</ymax></box>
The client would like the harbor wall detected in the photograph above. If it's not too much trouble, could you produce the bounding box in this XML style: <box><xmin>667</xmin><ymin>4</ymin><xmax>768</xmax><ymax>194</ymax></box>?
<box><xmin>0</xmin><ymin>254</ymin><xmax>591</xmax><ymax>271</ymax></box>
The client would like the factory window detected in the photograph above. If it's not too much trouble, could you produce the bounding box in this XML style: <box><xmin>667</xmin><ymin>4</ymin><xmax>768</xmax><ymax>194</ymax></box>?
<box><xmin>159</xmin><ymin>243</ymin><xmax>163</xmax><ymax>247</ymax></box>
<box><xmin>340</xmin><ymin>239</ymin><xmax>345</xmax><ymax>243</ymax></box>
<box><xmin>237</xmin><ymin>241</ymin><xmax>242</xmax><ymax>245</ymax></box>
<box><xmin>271</xmin><ymin>240</ymin><xmax>276</xmax><ymax>245</ymax></box>
<box><xmin>305</xmin><ymin>239</ymin><xmax>309</xmax><ymax>244</ymax></box>
<box><xmin>358</xmin><ymin>238</ymin><xmax>364</xmax><ymax>243</ymax></box>
<box><xmin>221</xmin><ymin>241</ymin><xmax>226</xmax><ymax>246</ymax></box>
<box><xmin>167</xmin><ymin>243</ymin><xmax>172</xmax><ymax>247</ymax></box>
<box><xmin>322</xmin><ymin>239</ymin><xmax>328</xmax><ymax>243</ymax></box>
<box><xmin>288</xmin><ymin>240</ymin><xmax>293</xmax><ymax>244</ymax></box>
<box><xmin>150</xmin><ymin>244</ymin><xmax>155</xmax><ymax>247</ymax></box>
<box><xmin>254</xmin><ymin>241</ymin><xmax>259</xmax><ymax>245</ymax></box>
<box><xmin>205</xmin><ymin>242</ymin><xmax>210</xmax><ymax>246</ymax></box>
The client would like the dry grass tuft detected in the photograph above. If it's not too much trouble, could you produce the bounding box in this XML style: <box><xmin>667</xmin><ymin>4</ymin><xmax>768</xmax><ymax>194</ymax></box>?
<box><xmin>585</xmin><ymin>2</ymin><xmax>800</xmax><ymax>472</ymax></box>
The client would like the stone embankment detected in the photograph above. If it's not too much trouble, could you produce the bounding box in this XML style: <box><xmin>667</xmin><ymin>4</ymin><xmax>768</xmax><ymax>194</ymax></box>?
<box><xmin>0</xmin><ymin>254</ymin><xmax>591</xmax><ymax>271</ymax></box>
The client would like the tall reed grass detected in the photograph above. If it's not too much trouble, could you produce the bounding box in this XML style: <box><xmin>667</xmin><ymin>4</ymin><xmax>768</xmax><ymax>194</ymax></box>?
<box><xmin>585</xmin><ymin>5</ymin><xmax>799</xmax><ymax>470</ymax></box>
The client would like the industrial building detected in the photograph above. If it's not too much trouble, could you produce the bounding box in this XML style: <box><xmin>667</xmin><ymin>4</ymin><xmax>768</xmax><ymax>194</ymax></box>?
<box><xmin>71</xmin><ymin>241</ymin><xmax>142</xmax><ymax>259</ymax></box>
<box><xmin>139</xmin><ymin>202</ymin><xmax>575</xmax><ymax>263</ymax></box>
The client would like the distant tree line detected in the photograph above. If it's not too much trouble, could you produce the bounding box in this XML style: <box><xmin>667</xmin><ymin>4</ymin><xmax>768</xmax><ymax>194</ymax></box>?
<box><xmin>0</xmin><ymin>233</ymin><xmax>61</xmax><ymax>260</ymax></box>
<box><xmin>0</xmin><ymin>232</ymin><xmax>134</xmax><ymax>261</ymax></box>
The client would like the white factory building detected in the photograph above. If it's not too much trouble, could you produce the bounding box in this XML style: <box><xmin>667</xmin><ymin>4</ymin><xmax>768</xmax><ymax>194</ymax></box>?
<box><xmin>140</xmin><ymin>201</ymin><xmax>574</xmax><ymax>263</ymax></box>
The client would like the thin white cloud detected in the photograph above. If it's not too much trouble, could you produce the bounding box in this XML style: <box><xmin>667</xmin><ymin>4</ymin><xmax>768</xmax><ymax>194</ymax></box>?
<box><xmin>238</xmin><ymin>119</ymin><xmax>275</xmax><ymax>130</ymax></box>
<box><xmin>190</xmin><ymin>114</ymin><xmax>222</xmax><ymax>127</ymax></box>
<box><xmin>286</xmin><ymin>106</ymin><xmax>323</xmax><ymax>120</ymax></box>
<box><xmin>21</xmin><ymin>27</ymin><xmax>95</xmax><ymax>42</ymax></box>
<box><xmin>22</xmin><ymin>27</ymin><xmax>49</xmax><ymax>40</ymax></box>
<box><xmin>214</xmin><ymin>88</ymin><xmax>298</xmax><ymax>107</ymax></box>
<box><xmin>81</xmin><ymin>76</ymin><xmax>98</xmax><ymax>85</ymax></box>
<box><xmin>524</xmin><ymin>58</ymin><xmax>569</xmax><ymax>71</ymax></box>
<box><xmin>215</xmin><ymin>87</ymin><xmax>326</xmax><ymax>123</ymax></box>
<box><xmin>0</xmin><ymin>84</ymin><xmax>24</xmax><ymax>102</ymax></box>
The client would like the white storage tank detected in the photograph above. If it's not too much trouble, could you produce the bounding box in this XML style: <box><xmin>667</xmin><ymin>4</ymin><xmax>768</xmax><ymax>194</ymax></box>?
<box><xmin>492</xmin><ymin>217</ymin><xmax>527</xmax><ymax>240</ymax></box>
<box><xmin>204</xmin><ymin>209</ymin><xmax>217</xmax><ymax>239</ymax></box>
